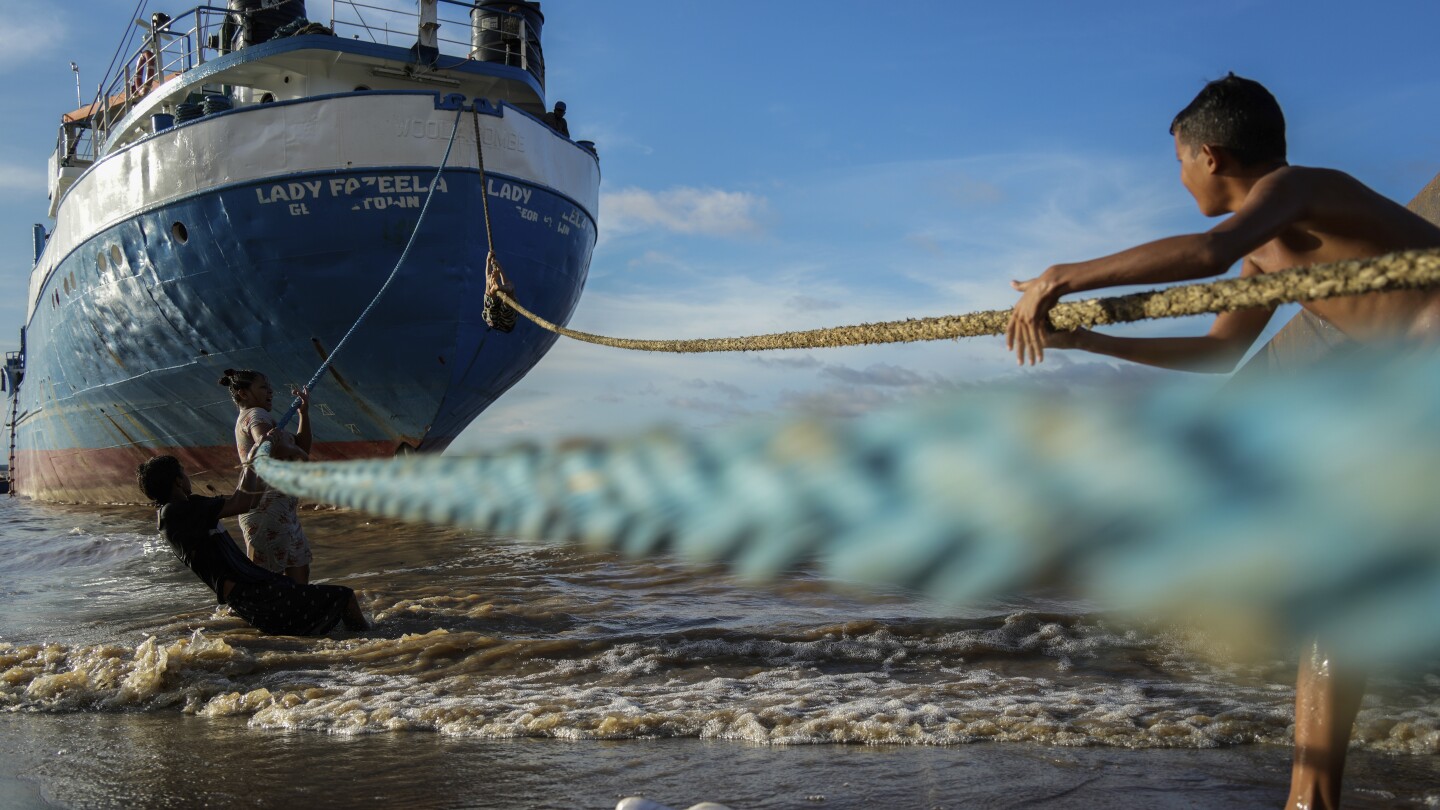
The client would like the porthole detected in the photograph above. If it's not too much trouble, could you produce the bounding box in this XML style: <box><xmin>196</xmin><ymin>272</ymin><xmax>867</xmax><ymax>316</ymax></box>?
<box><xmin>110</xmin><ymin>244</ymin><xmax>122</xmax><ymax>267</ymax></box>
<box><xmin>354</xmin><ymin>85</ymin><xmax>370</xmax><ymax>92</ymax></box>
<box><xmin>97</xmin><ymin>252</ymin><xmax>107</xmax><ymax>273</ymax></box>
<box><xmin>172</xmin><ymin>222</ymin><xmax>189</xmax><ymax>243</ymax></box>
<box><xmin>260</xmin><ymin>92</ymin><xmax>275</xmax><ymax>103</ymax></box>
<box><xmin>283</xmin><ymin>76</ymin><xmax>290</xmax><ymax>84</ymax></box>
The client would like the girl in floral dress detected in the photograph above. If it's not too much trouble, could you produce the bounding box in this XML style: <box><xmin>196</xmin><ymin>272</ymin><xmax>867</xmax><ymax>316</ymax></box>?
<box><xmin>218</xmin><ymin>369</ymin><xmax>313</xmax><ymax>584</ymax></box>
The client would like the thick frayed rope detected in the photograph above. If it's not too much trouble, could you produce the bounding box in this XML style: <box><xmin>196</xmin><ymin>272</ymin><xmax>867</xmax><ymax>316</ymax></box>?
<box><xmin>497</xmin><ymin>248</ymin><xmax>1440</xmax><ymax>352</ymax></box>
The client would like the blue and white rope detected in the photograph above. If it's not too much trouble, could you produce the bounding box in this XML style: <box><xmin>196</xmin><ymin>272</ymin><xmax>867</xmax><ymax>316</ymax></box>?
<box><xmin>256</xmin><ymin>348</ymin><xmax>1440</xmax><ymax>664</ymax></box>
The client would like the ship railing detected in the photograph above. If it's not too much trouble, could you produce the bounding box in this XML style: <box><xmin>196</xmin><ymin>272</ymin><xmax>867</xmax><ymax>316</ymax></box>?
<box><xmin>329</xmin><ymin>1</ymin><xmax>542</xmax><ymax>80</ymax></box>
<box><xmin>54</xmin><ymin>122</ymin><xmax>97</xmax><ymax>168</ymax></box>
<box><xmin>90</xmin><ymin>6</ymin><xmax>234</xmax><ymax>145</ymax></box>
<box><xmin>2</xmin><ymin>352</ymin><xmax>22</xmax><ymax>396</ymax></box>
<box><xmin>88</xmin><ymin>3</ymin><xmax>542</xmax><ymax>147</ymax></box>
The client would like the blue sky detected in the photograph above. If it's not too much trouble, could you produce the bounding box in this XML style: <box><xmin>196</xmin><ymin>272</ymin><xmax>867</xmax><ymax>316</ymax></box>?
<box><xmin>3</xmin><ymin>1</ymin><xmax>1439</xmax><ymax>450</ymax></box>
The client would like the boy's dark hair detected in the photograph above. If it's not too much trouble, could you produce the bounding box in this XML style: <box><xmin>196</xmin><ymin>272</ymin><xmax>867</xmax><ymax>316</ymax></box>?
<box><xmin>1170</xmin><ymin>73</ymin><xmax>1286</xmax><ymax>167</ymax></box>
<box><xmin>137</xmin><ymin>455</ymin><xmax>182</xmax><ymax>504</ymax></box>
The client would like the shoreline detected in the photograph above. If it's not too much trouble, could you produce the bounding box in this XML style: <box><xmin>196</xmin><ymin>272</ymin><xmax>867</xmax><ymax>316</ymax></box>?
<box><xmin>2</xmin><ymin>712</ymin><xmax>1437</xmax><ymax>809</ymax></box>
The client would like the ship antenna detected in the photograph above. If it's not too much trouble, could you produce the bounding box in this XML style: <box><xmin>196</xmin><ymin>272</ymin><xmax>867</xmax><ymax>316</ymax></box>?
<box><xmin>70</xmin><ymin>62</ymin><xmax>81</xmax><ymax>110</ymax></box>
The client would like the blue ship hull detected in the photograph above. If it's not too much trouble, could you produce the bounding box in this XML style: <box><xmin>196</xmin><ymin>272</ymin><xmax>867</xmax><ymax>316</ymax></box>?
<box><xmin>17</xmin><ymin>162</ymin><xmax>593</xmax><ymax>501</ymax></box>
<box><xmin>12</xmin><ymin>81</ymin><xmax>598</xmax><ymax>502</ymax></box>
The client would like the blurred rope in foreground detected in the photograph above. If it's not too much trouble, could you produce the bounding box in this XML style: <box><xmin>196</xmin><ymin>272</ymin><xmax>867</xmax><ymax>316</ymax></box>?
<box><xmin>256</xmin><ymin>349</ymin><xmax>1440</xmax><ymax>664</ymax></box>
<box><xmin>497</xmin><ymin>248</ymin><xmax>1440</xmax><ymax>352</ymax></box>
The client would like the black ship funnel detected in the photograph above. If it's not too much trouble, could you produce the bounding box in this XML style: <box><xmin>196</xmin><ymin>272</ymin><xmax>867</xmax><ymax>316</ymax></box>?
<box><xmin>470</xmin><ymin>2</ymin><xmax>545</xmax><ymax>89</ymax></box>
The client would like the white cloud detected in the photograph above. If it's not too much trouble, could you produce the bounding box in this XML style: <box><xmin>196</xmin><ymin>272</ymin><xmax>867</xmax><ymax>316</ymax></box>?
<box><xmin>556</xmin><ymin>118</ymin><xmax>653</xmax><ymax>158</ymax></box>
<box><xmin>774</xmin><ymin>385</ymin><xmax>900</xmax><ymax>419</ymax></box>
<box><xmin>627</xmin><ymin>250</ymin><xmax>685</xmax><ymax>269</ymax></box>
<box><xmin>786</xmin><ymin>295</ymin><xmax>842</xmax><ymax>312</ymax></box>
<box><xmin>685</xmin><ymin>378</ymin><xmax>753</xmax><ymax>401</ymax></box>
<box><xmin>0</xmin><ymin>164</ymin><xmax>46</xmax><ymax>192</ymax></box>
<box><xmin>820</xmin><ymin>362</ymin><xmax>929</xmax><ymax>388</ymax></box>
<box><xmin>0</xmin><ymin>12</ymin><xmax>64</xmax><ymax>68</ymax></box>
<box><xmin>929</xmin><ymin>169</ymin><xmax>1006</xmax><ymax>208</ymax></box>
<box><xmin>601</xmin><ymin>186</ymin><xmax>767</xmax><ymax>238</ymax></box>
<box><xmin>666</xmin><ymin>395</ymin><xmax>753</xmax><ymax>418</ymax></box>
<box><xmin>757</xmin><ymin>355</ymin><xmax>824</xmax><ymax>370</ymax></box>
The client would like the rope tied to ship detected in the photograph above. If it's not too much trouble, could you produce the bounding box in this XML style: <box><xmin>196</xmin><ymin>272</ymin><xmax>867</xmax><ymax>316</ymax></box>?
<box><xmin>473</xmin><ymin>107</ymin><xmax>519</xmax><ymax>333</ymax></box>
<box><xmin>272</xmin><ymin>104</ymin><xmax>467</xmax><ymax>432</ymax></box>
<box><xmin>493</xmin><ymin>248</ymin><xmax>1440</xmax><ymax>352</ymax></box>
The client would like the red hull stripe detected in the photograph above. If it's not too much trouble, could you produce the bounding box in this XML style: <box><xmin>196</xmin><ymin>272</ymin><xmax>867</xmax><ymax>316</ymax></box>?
<box><xmin>12</xmin><ymin>441</ymin><xmax>400</xmax><ymax>504</ymax></box>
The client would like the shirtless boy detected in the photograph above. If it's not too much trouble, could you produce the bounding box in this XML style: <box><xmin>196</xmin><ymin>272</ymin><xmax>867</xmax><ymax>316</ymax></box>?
<box><xmin>1008</xmin><ymin>73</ymin><xmax>1440</xmax><ymax>371</ymax></box>
<box><xmin>1004</xmin><ymin>74</ymin><xmax>1440</xmax><ymax>809</ymax></box>
<box><xmin>137</xmin><ymin>451</ymin><xmax>368</xmax><ymax>636</ymax></box>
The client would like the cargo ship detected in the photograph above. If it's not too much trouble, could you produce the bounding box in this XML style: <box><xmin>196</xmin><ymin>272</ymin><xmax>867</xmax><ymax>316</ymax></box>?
<box><xmin>4</xmin><ymin>0</ymin><xmax>599</xmax><ymax>502</ymax></box>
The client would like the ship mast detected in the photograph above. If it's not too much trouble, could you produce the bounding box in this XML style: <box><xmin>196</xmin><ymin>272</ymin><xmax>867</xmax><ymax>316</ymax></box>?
<box><xmin>415</xmin><ymin>0</ymin><xmax>440</xmax><ymax>64</ymax></box>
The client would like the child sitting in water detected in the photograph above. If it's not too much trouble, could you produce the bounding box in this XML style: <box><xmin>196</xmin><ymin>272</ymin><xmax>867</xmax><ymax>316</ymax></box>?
<box><xmin>1004</xmin><ymin>74</ymin><xmax>1440</xmax><ymax>810</ymax></box>
<box><xmin>136</xmin><ymin>452</ymin><xmax>368</xmax><ymax>635</ymax></box>
<box><xmin>219</xmin><ymin>368</ymin><xmax>314</xmax><ymax>584</ymax></box>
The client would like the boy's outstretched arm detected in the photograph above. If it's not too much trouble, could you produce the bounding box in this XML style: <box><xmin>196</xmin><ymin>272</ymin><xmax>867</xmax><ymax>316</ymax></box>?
<box><xmin>1007</xmin><ymin>168</ymin><xmax>1307</xmax><ymax>365</ymax></box>
<box><xmin>1008</xmin><ymin>235</ymin><xmax>1219</xmax><ymax>366</ymax></box>
<box><xmin>1034</xmin><ymin>257</ymin><xmax>1276</xmax><ymax>372</ymax></box>
<box><xmin>292</xmin><ymin>387</ymin><xmax>312</xmax><ymax>455</ymax></box>
<box><xmin>218</xmin><ymin>429</ymin><xmax>285</xmax><ymax>517</ymax></box>
<box><xmin>1044</xmin><ymin>294</ymin><xmax>1275</xmax><ymax>372</ymax></box>
<box><xmin>248</xmin><ymin>419</ymin><xmax>308</xmax><ymax>461</ymax></box>
<box><xmin>218</xmin><ymin>462</ymin><xmax>263</xmax><ymax>518</ymax></box>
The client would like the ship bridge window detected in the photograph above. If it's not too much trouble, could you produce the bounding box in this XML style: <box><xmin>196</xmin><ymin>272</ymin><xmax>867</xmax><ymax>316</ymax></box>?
<box><xmin>172</xmin><ymin>222</ymin><xmax>189</xmax><ymax>244</ymax></box>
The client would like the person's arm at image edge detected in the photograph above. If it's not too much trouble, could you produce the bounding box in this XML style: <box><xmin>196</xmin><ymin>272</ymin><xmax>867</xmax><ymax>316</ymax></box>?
<box><xmin>292</xmin><ymin>387</ymin><xmax>312</xmax><ymax>455</ymax></box>
<box><xmin>1008</xmin><ymin>168</ymin><xmax>1307</xmax><ymax>364</ymax></box>
<box><xmin>217</xmin><ymin>464</ymin><xmax>265</xmax><ymax>518</ymax></box>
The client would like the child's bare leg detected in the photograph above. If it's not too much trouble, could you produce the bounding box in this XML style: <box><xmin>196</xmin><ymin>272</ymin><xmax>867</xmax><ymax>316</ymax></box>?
<box><xmin>284</xmin><ymin>563</ymin><xmax>310</xmax><ymax>585</ymax></box>
<box><xmin>1286</xmin><ymin>640</ymin><xmax>1366</xmax><ymax>810</ymax></box>
<box><xmin>342</xmin><ymin>593</ymin><xmax>369</xmax><ymax>630</ymax></box>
